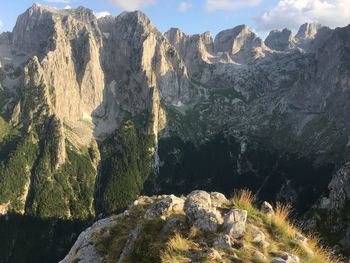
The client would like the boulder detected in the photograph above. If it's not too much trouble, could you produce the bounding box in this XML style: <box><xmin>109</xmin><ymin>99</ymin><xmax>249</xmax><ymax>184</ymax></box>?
<box><xmin>192</xmin><ymin>213</ymin><xmax>218</xmax><ymax>232</ymax></box>
<box><xmin>223</xmin><ymin>208</ymin><xmax>247</xmax><ymax>239</ymax></box>
<box><xmin>145</xmin><ymin>195</ymin><xmax>184</xmax><ymax>218</ymax></box>
<box><xmin>261</xmin><ymin>201</ymin><xmax>274</xmax><ymax>216</ymax></box>
<box><xmin>253</xmin><ymin>250</ymin><xmax>267</xmax><ymax>262</ymax></box>
<box><xmin>213</xmin><ymin>234</ymin><xmax>232</xmax><ymax>249</ymax></box>
<box><xmin>184</xmin><ymin>190</ymin><xmax>218</xmax><ymax>232</ymax></box>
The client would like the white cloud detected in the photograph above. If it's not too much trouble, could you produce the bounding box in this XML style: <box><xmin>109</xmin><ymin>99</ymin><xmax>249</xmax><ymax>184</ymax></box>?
<box><xmin>206</xmin><ymin>0</ymin><xmax>262</xmax><ymax>12</ymax></box>
<box><xmin>109</xmin><ymin>0</ymin><xmax>155</xmax><ymax>11</ymax></box>
<box><xmin>44</xmin><ymin>0</ymin><xmax>70</xmax><ymax>3</ymax></box>
<box><xmin>178</xmin><ymin>2</ymin><xmax>192</xmax><ymax>12</ymax></box>
<box><xmin>255</xmin><ymin>0</ymin><xmax>350</xmax><ymax>31</ymax></box>
<box><xmin>95</xmin><ymin>11</ymin><xmax>111</xmax><ymax>19</ymax></box>
<box><xmin>64</xmin><ymin>5</ymin><xmax>72</xmax><ymax>9</ymax></box>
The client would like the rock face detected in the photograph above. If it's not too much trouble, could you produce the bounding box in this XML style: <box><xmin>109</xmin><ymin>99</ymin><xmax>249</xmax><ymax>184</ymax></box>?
<box><xmin>165</xmin><ymin>28</ymin><xmax>213</xmax><ymax>72</ymax></box>
<box><xmin>213</xmin><ymin>25</ymin><xmax>267</xmax><ymax>63</ymax></box>
<box><xmin>265</xmin><ymin>28</ymin><xmax>295</xmax><ymax>51</ymax></box>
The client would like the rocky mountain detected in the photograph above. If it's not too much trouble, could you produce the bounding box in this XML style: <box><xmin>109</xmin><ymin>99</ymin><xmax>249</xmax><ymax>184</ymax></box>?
<box><xmin>0</xmin><ymin>3</ymin><xmax>350</xmax><ymax>262</ymax></box>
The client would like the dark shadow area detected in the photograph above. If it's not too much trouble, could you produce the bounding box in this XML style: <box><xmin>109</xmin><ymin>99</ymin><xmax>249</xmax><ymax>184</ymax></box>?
<box><xmin>0</xmin><ymin>214</ymin><xmax>93</xmax><ymax>263</ymax></box>
<box><xmin>144</xmin><ymin>133</ymin><xmax>335</xmax><ymax>214</ymax></box>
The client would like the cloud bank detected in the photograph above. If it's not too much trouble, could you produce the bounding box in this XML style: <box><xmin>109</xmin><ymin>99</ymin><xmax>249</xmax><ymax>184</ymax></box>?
<box><xmin>255</xmin><ymin>0</ymin><xmax>350</xmax><ymax>31</ymax></box>
<box><xmin>109</xmin><ymin>0</ymin><xmax>155</xmax><ymax>11</ymax></box>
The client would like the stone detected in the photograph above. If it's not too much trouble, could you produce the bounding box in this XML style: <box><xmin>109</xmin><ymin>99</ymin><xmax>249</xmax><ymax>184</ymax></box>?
<box><xmin>261</xmin><ymin>201</ymin><xmax>274</xmax><ymax>216</ymax></box>
<box><xmin>213</xmin><ymin>234</ymin><xmax>232</xmax><ymax>249</ymax></box>
<box><xmin>253</xmin><ymin>250</ymin><xmax>267</xmax><ymax>262</ymax></box>
<box><xmin>270</xmin><ymin>253</ymin><xmax>299</xmax><ymax>263</ymax></box>
<box><xmin>223</xmin><ymin>208</ymin><xmax>247</xmax><ymax>239</ymax></box>
<box><xmin>145</xmin><ymin>195</ymin><xmax>184</xmax><ymax>218</ymax></box>
<box><xmin>250</xmin><ymin>225</ymin><xmax>269</xmax><ymax>248</ymax></box>
<box><xmin>184</xmin><ymin>190</ymin><xmax>218</xmax><ymax>232</ymax></box>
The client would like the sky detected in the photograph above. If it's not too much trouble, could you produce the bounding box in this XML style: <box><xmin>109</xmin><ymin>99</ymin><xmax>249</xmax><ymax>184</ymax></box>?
<box><xmin>0</xmin><ymin>0</ymin><xmax>349</xmax><ymax>38</ymax></box>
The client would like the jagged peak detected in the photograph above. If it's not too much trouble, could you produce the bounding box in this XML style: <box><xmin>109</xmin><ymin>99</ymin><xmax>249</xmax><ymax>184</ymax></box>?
<box><xmin>201</xmin><ymin>31</ymin><xmax>212</xmax><ymax>39</ymax></box>
<box><xmin>265</xmin><ymin>28</ymin><xmax>295</xmax><ymax>51</ymax></box>
<box><xmin>117</xmin><ymin>10</ymin><xmax>153</xmax><ymax>26</ymax></box>
<box><xmin>215</xmin><ymin>24</ymin><xmax>251</xmax><ymax>40</ymax></box>
<box><xmin>165</xmin><ymin>27</ymin><xmax>187</xmax><ymax>39</ymax></box>
<box><xmin>296</xmin><ymin>22</ymin><xmax>322</xmax><ymax>40</ymax></box>
<box><xmin>214</xmin><ymin>24</ymin><xmax>263</xmax><ymax>55</ymax></box>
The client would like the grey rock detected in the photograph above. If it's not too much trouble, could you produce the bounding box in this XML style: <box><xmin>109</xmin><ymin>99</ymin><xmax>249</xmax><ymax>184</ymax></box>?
<box><xmin>223</xmin><ymin>208</ymin><xmax>247</xmax><ymax>239</ymax></box>
<box><xmin>145</xmin><ymin>195</ymin><xmax>184</xmax><ymax>218</ymax></box>
<box><xmin>184</xmin><ymin>190</ymin><xmax>218</xmax><ymax>232</ymax></box>
<box><xmin>261</xmin><ymin>201</ymin><xmax>274</xmax><ymax>216</ymax></box>
<box><xmin>212</xmin><ymin>234</ymin><xmax>232</xmax><ymax>249</ymax></box>
<box><xmin>270</xmin><ymin>253</ymin><xmax>300</xmax><ymax>263</ymax></box>
<box><xmin>250</xmin><ymin>225</ymin><xmax>269</xmax><ymax>248</ymax></box>
<box><xmin>60</xmin><ymin>215</ymin><xmax>120</xmax><ymax>263</ymax></box>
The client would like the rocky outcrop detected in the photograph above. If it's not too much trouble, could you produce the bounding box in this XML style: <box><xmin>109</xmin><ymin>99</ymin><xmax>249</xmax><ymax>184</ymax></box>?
<box><xmin>61</xmin><ymin>190</ymin><xmax>328</xmax><ymax>263</ymax></box>
<box><xmin>145</xmin><ymin>194</ymin><xmax>184</xmax><ymax>218</ymax></box>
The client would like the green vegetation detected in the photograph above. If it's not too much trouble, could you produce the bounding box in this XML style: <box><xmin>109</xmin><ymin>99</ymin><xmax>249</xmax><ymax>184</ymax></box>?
<box><xmin>99</xmin><ymin>120</ymin><xmax>155</xmax><ymax>214</ymax></box>
<box><xmin>0</xmin><ymin>132</ymin><xmax>38</xmax><ymax>211</ymax></box>
<box><xmin>27</xmin><ymin>137</ymin><xmax>96</xmax><ymax>219</ymax></box>
<box><xmin>0</xmin><ymin>116</ymin><xmax>19</xmax><ymax>142</ymax></box>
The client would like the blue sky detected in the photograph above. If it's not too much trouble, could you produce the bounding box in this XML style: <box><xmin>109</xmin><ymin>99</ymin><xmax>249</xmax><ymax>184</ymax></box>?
<box><xmin>0</xmin><ymin>0</ymin><xmax>349</xmax><ymax>38</ymax></box>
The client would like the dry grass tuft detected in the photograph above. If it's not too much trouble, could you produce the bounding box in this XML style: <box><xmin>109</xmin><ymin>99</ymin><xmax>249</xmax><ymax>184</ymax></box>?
<box><xmin>167</xmin><ymin>233</ymin><xmax>191</xmax><ymax>252</ymax></box>
<box><xmin>231</xmin><ymin>189</ymin><xmax>255</xmax><ymax>210</ymax></box>
<box><xmin>304</xmin><ymin>235</ymin><xmax>342</xmax><ymax>263</ymax></box>
<box><xmin>160</xmin><ymin>233</ymin><xmax>192</xmax><ymax>263</ymax></box>
<box><xmin>188</xmin><ymin>227</ymin><xmax>201</xmax><ymax>239</ymax></box>
<box><xmin>269</xmin><ymin>202</ymin><xmax>297</xmax><ymax>239</ymax></box>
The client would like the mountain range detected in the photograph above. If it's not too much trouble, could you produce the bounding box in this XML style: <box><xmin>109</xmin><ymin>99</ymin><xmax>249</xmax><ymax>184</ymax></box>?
<box><xmin>0</xmin><ymin>3</ymin><xmax>349</xmax><ymax>262</ymax></box>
